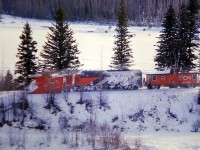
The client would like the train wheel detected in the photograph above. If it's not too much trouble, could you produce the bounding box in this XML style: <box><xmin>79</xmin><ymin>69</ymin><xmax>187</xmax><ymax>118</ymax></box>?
<box><xmin>156</xmin><ymin>85</ymin><xmax>160</xmax><ymax>89</ymax></box>
<box><xmin>151</xmin><ymin>85</ymin><xmax>160</xmax><ymax>89</ymax></box>
<box><xmin>180</xmin><ymin>84</ymin><xmax>189</xmax><ymax>88</ymax></box>
<box><xmin>193</xmin><ymin>84</ymin><xmax>196</xmax><ymax>88</ymax></box>
<box><xmin>147</xmin><ymin>83</ymin><xmax>152</xmax><ymax>89</ymax></box>
<box><xmin>131</xmin><ymin>85</ymin><xmax>138</xmax><ymax>90</ymax></box>
<box><xmin>169</xmin><ymin>85</ymin><xmax>178</xmax><ymax>88</ymax></box>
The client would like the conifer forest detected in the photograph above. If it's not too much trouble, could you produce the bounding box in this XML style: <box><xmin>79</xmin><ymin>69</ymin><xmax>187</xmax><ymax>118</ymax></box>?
<box><xmin>0</xmin><ymin>0</ymin><xmax>200</xmax><ymax>26</ymax></box>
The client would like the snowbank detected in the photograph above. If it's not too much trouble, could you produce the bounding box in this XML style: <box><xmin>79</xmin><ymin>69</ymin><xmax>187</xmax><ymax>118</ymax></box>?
<box><xmin>0</xmin><ymin>88</ymin><xmax>199</xmax><ymax>149</ymax></box>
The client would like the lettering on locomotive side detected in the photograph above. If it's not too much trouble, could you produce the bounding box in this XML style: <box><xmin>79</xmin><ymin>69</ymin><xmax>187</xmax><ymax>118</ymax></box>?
<box><xmin>183</xmin><ymin>76</ymin><xmax>191</xmax><ymax>80</ymax></box>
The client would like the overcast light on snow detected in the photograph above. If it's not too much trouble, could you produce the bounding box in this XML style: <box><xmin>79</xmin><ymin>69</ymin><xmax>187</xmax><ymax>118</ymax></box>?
<box><xmin>0</xmin><ymin>15</ymin><xmax>200</xmax><ymax>150</ymax></box>
<box><xmin>1</xmin><ymin>88</ymin><xmax>200</xmax><ymax>150</ymax></box>
<box><xmin>0</xmin><ymin>15</ymin><xmax>159</xmax><ymax>74</ymax></box>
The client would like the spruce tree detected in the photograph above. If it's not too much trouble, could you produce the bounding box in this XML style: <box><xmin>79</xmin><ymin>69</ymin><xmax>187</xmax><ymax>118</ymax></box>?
<box><xmin>40</xmin><ymin>6</ymin><xmax>81</xmax><ymax>71</ymax></box>
<box><xmin>154</xmin><ymin>5</ymin><xmax>179</xmax><ymax>70</ymax></box>
<box><xmin>184</xmin><ymin>0</ymin><xmax>200</xmax><ymax>70</ymax></box>
<box><xmin>15</xmin><ymin>22</ymin><xmax>38</xmax><ymax>89</ymax></box>
<box><xmin>0</xmin><ymin>75</ymin><xmax>3</xmax><ymax>91</ymax></box>
<box><xmin>177</xmin><ymin>3</ymin><xmax>189</xmax><ymax>71</ymax></box>
<box><xmin>110</xmin><ymin>0</ymin><xmax>133</xmax><ymax>70</ymax></box>
<box><xmin>3</xmin><ymin>70</ymin><xmax>14</xmax><ymax>91</ymax></box>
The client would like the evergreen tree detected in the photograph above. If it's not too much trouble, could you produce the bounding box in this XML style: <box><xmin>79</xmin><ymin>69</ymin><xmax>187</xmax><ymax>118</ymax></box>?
<box><xmin>177</xmin><ymin>3</ymin><xmax>190</xmax><ymax>71</ymax></box>
<box><xmin>184</xmin><ymin>0</ymin><xmax>200</xmax><ymax>70</ymax></box>
<box><xmin>15</xmin><ymin>22</ymin><xmax>38</xmax><ymax>89</ymax></box>
<box><xmin>40</xmin><ymin>6</ymin><xmax>81</xmax><ymax>70</ymax></box>
<box><xmin>154</xmin><ymin>5</ymin><xmax>179</xmax><ymax>70</ymax></box>
<box><xmin>3</xmin><ymin>70</ymin><xmax>14</xmax><ymax>91</ymax></box>
<box><xmin>0</xmin><ymin>76</ymin><xmax>3</xmax><ymax>91</ymax></box>
<box><xmin>155</xmin><ymin>1</ymin><xmax>199</xmax><ymax>71</ymax></box>
<box><xmin>110</xmin><ymin>0</ymin><xmax>133</xmax><ymax>70</ymax></box>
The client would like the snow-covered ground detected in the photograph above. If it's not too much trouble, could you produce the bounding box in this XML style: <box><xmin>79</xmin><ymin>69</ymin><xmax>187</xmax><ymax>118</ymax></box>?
<box><xmin>0</xmin><ymin>88</ymin><xmax>200</xmax><ymax>150</ymax></box>
<box><xmin>0</xmin><ymin>15</ymin><xmax>200</xmax><ymax>150</ymax></box>
<box><xmin>0</xmin><ymin>14</ymin><xmax>159</xmax><ymax>74</ymax></box>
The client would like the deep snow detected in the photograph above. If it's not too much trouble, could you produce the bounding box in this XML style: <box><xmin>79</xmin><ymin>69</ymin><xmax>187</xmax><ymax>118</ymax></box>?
<box><xmin>0</xmin><ymin>88</ymin><xmax>200</xmax><ymax>150</ymax></box>
<box><xmin>0</xmin><ymin>15</ymin><xmax>200</xmax><ymax>150</ymax></box>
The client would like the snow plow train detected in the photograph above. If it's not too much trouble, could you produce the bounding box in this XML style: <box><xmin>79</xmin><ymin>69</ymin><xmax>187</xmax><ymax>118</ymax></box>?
<box><xmin>28</xmin><ymin>69</ymin><xmax>199</xmax><ymax>94</ymax></box>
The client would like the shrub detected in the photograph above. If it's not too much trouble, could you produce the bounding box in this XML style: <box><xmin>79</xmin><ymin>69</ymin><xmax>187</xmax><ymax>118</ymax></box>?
<box><xmin>192</xmin><ymin>120</ymin><xmax>200</xmax><ymax>132</ymax></box>
<box><xmin>43</xmin><ymin>93</ymin><xmax>61</xmax><ymax>115</ymax></box>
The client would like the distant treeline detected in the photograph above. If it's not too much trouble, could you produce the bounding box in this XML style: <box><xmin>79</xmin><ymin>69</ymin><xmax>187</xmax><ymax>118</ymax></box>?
<box><xmin>0</xmin><ymin>0</ymin><xmax>199</xmax><ymax>25</ymax></box>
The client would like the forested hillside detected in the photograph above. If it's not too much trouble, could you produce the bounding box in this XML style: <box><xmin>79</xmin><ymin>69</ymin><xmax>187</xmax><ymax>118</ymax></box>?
<box><xmin>0</xmin><ymin>0</ymin><xmax>199</xmax><ymax>26</ymax></box>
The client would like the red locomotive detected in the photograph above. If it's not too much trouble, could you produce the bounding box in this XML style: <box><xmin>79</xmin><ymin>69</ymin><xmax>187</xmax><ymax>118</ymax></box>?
<box><xmin>27</xmin><ymin>68</ymin><xmax>199</xmax><ymax>94</ymax></box>
<box><xmin>28</xmin><ymin>69</ymin><xmax>142</xmax><ymax>94</ymax></box>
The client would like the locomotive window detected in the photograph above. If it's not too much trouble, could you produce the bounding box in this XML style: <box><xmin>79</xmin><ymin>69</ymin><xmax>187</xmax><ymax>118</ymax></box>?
<box><xmin>192</xmin><ymin>74</ymin><xmax>197</xmax><ymax>80</ymax></box>
<box><xmin>152</xmin><ymin>75</ymin><xmax>157</xmax><ymax>81</ymax></box>
<box><xmin>80</xmin><ymin>72</ymin><xmax>86</xmax><ymax>77</ymax></box>
<box><xmin>161</xmin><ymin>76</ymin><xmax>165</xmax><ymax>80</ymax></box>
